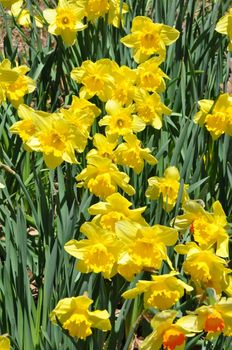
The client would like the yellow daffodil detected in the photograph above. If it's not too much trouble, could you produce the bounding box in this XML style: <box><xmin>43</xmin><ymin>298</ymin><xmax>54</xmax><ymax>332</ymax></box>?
<box><xmin>146</xmin><ymin>166</ymin><xmax>189</xmax><ymax>212</ymax></box>
<box><xmin>76</xmin><ymin>155</ymin><xmax>135</xmax><ymax>198</ymax></box>
<box><xmin>180</xmin><ymin>298</ymin><xmax>232</xmax><ymax>338</ymax></box>
<box><xmin>64</xmin><ymin>222</ymin><xmax>121</xmax><ymax>278</ymax></box>
<box><xmin>194</xmin><ymin>94</ymin><xmax>232</xmax><ymax>139</ymax></box>
<box><xmin>0</xmin><ymin>59</ymin><xmax>36</xmax><ymax>108</ymax></box>
<box><xmin>175</xmin><ymin>242</ymin><xmax>231</xmax><ymax>295</ymax></box>
<box><xmin>140</xmin><ymin>310</ymin><xmax>196</xmax><ymax>350</ymax></box>
<box><xmin>10</xmin><ymin>1</ymin><xmax>43</xmax><ymax>28</ymax></box>
<box><xmin>60</xmin><ymin>95</ymin><xmax>100</xmax><ymax>141</ymax></box>
<box><xmin>0</xmin><ymin>0</ymin><xmax>18</xmax><ymax>7</ymax></box>
<box><xmin>50</xmin><ymin>295</ymin><xmax>111</xmax><ymax>339</ymax></box>
<box><xmin>108</xmin><ymin>0</ymin><xmax>128</xmax><ymax>28</ymax></box>
<box><xmin>136</xmin><ymin>56</ymin><xmax>169</xmax><ymax>92</ymax></box>
<box><xmin>88</xmin><ymin>192</ymin><xmax>147</xmax><ymax>231</ymax></box>
<box><xmin>173</xmin><ymin>200</ymin><xmax>229</xmax><ymax>257</ymax></box>
<box><xmin>116</xmin><ymin>220</ymin><xmax>178</xmax><ymax>280</ymax></box>
<box><xmin>134</xmin><ymin>88</ymin><xmax>172</xmax><ymax>129</ymax></box>
<box><xmin>99</xmin><ymin>100</ymin><xmax>146</xmax><ymax>137</ymax></box>
<box><xmin>11</xmin><ymin>104</ymin><xmax>87</xmax><ymax>168</ymax></box>
<box><xmin>0</xmin><ymin>335</ymin><xmax>10</xmax><ymax>350</ymax></box>
<box><xmin>215</xmin><ymin>8</ymin><xmax>232</xmax><ymax>51</ymax></box>
<box><xmin>121</xmin><ymin>16</ymin><xmax>180</xmax><ymax>63</ymax></box>
<box><xmin>84</xmin><ymin>0</ymin><xmax>109</xmax><ymax>21</ymax></box>
<box><xmin>115</xmin><ymin>134</ymin><xmax>157</xmax><ymax>174</ymax></box>
<box><xmin>43</xmin><ymin>0</ymin><xmax>87</xmax><ymax>46</ymax></box>
<box><xmin>86</xmin><ymin>133</ymin><xmax>118</xmax><ymax>162</ymax></box>
<box><xmin>71</xmin><ymin>59</ymin><xmax>117</xmax><ymax>101</ymax></box>
<box><xmin>122</xmin><ymin>272</ymin><xmax>193</xmax><ymax>310</ymax></box>
<box><xmin>110</xmin><ymin>65</ymin><xmax>137</xmax><ymax>105</ymax></box>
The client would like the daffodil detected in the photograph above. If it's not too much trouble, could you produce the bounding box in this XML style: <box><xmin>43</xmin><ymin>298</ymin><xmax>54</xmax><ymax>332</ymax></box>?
<box><xmin>136</xmin><ymin>56</ymin><xmax>169</xmax><ymax>92</ymax></box>
<box><xmin>71</xmin><ymin>59</ymin><xmax>117</xmax><ymax>101</ymax></box>
<box><xmin>10</xmin><ymin>1</ymin><xmax>43</xmax><ymax>28</ymax></box>
<box><xmin>88</xmin><ymin>192</ymin><xmax>147</xmax><ymax>231</ymax></box>
<box><xmin>76</xmin><ymin>155</ymin><xmax>135</xmax><ymax>198</ymax></box>
<box><xmin>175</xmin><ymin>242</ymin><xmax>231</xmax><ymax>295</ymax></box>
<box><xmin>194</xmin><ymin>94</ymin><xmax>232</xmax><ymax>139</ymax></box>
<box><xmin>0</xmin><ymin>59</ymin><xmax>36</xmax><ymax>108</ymax></box>
<box><xmin>173</xmin><ymin>200</ymin><xmax>229</xmax><ymax>257</ymax></box>
<box><xmin>110</xmin><ymin>65</ymin><xmax>137</xmax><ymax>105</ymax></box>
<box><xmin>140</xmin><ymin>310</ymin><xmax>196</xmax><ymax>350</ymax></box>
<box><xmin>122</xmin><ymin>272</ymin><xmax>193</xmax><ymax>310</ymax></box>
<box><xmin>0</xmin><ymin>0</ymin><xmax>18</xmax><ymax>7</ymax></box>
<box><xmin>121</xmin><ymin>16</ymin><xmax>180</xmax><ymax>63</ymax></box>
<box><xmin>50</xmin><ymin>295</ymin><xmax>111</xmax><ymax>339</ymax></box>
<box><xmin>99</xmin><ymin>100</ymin><xmax>145</xmax><ymax>137</ymax></box>
<box><xmin>116</xmin><ymin>221</ymin><xmax>178</xmax><ymax>280</ymax></box>
<box><xmin>64</xmin><ymin>222</ymin><xmax>121</xmax><ymax>278</ymax></box>
<box><xmin>180</xmin><ymin>298</ymin><xmax>232</xmax><ymax>338</ymax></box>
<box><xmin>43</xmin><ymin>0</ymin><xmax>87</xmax><ymax>46</ymax></box>
<box><xmin>86</xmin><ymin>133</ymin><xmax>118</xmax><ymax>162</ymax></box>
<box><xmin>115</xmin><ymin>134</ymin><xmax>157</xmax><ymax>174</ymax></box>
<box><xmin>134</xmin><ymin>88</ymin><xmax>172</xmax><ymax>129</ymax></box>
<box><xmin>215</xmin><ymin>8</ymin><xmax>232</xmax><ymax>51</ymax></box>
<box><xmin>108</xmin><ymin>0</ymin><xmax>128</xmax><ymax>28</ymax></box>
<box><xmin>60</xmin><ymin>95</ymin><xmax>100</xmax><ymax>142</ymax></box>
<box><xmin>0</xmin><ymin>335</ymin><xmax>10</xmax><ymax>350</ymax></box>
<box><xmin>146</xmin><ymin>166</ymin><xmax>189</xmax><ymax>212</ymax></box>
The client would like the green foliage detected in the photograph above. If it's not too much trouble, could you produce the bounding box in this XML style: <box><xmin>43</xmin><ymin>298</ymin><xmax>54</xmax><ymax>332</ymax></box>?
<box><xmin>0</xmin><ymin>0</ymin><xmax>231</xmax><ymax>349</ymax></box>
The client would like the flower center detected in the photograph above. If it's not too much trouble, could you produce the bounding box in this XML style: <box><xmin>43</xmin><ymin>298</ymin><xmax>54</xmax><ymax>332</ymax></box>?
<box><xmin>163</xmin><ymin>327</ymin><xmax>185</xmax><ymax>350</ymax></box>
<box><xmin>117</xmin><ymin>119</ymin><xmax>124</xmax><ymax>127</ymax></box>
<box><xmin>62</xmin><ymin>16</ymin><xmax>69</xmax><ymax>24</ymax></box>
<box><xmin>204</xmin><ymin>311</ymin><xmax>225</xmax><ymax>333</ymax></box>
<box><xmin>62</xmin><ymin>314</ymin><xmax>92</xmax><ymax>339</ymax></box>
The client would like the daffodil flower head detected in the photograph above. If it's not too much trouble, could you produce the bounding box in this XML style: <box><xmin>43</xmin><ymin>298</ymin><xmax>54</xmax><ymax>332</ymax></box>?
<box><xmin>10</xmin><ymin>1</ymin><xmax>43</xmax><ymax>28</ymax></box>
<box><xmin>215</xmin><ymin>8</ymin><xmax>232</xmax><ymax>51</ymax></box>
<box><xmin>173</xmin><ymin>200</ymin><xmax>229</xmax><ymax>258</ymax></box>
<box><xmin>0</xmin><ymin>59</ymin><xmax>36</xmax><ymax>108</ymax></box>
<box><xmin>140</xmin><ymin>310</ymin><xmax>196</xmax><ymax>350</ymax></box>
<box><xmin>116</xmin><ymin>221</ymin><xmax>178</xmax><ymax>280</ymax></box>
<box><xmin>99</xmin><ymin>99</ymin><xmax>146</xmax><ymax>137</ymax></box>
<box><xmin>181</xmin><ymin>298</ymin><xmax>232</xmax><ymax>338</ymax></box>
<box><xmin>115</xmin><ymin>134</ymin><xmax>157</xmax><ymax>174</ymax></box>
<box><xmin>194</xmin><ymin>94</ymin><xmax>232</xmax><ymax>139</ymax></box>
<box><xmin>134</xmin><ymin>88</ymin><xmax>172</xmax><ymax>129</ymax></box>
<box><xmin>175</xmin><ymin>242</ymin><xmax>231</xmax><ymax>294</ymax></box>
<box><xmin>136</xmin><ymin>56</ymin><xmax>169</xmax><ymax>92</ymax></box>
<box><xmin>122</xmin><ymin>272</ymin><xmax>193</xmax><ymax>310</ymax></box>
<box><xmin>0</xmin><ymin>335</ymin><xmax>10</xmax><ymax>350</ymax></box>
<box><xmin>50</xmin><ymin>295</ymin><xmax>111</xmax><ymax>339</ymax></box>
<box><xmin>110</xmin><ymin>65</ymin><xmax>137</xmax><ymax>105</ymax></box>
<box><xmin>108</xmin><ymin>0</ymin><xmax>128</xmax><ymax>28</ymax></box>
<box><xmin>146</xmin><ymin>166</ymin><xmax>189</xmax><ymax>212</ymax></box>
<box><xmin>76</xmin><ymin>155</ymin><xmax>135</xmax><ymax>198</ymax></box>
<box><xmin>121</xmin><ymin>16</ymin><xmax>180</xmax><ymax>63</ymax></box>
<box><xmin>88</xmin><ymin>192</ymin><xmax>147</xmax><ymax>231</ymax></box>
<box><xmin>71</xmin><ymin>59</ymin><xmax>117</xmax><ymax>101</ymax></box>
<box><xmin>43</xmin><ymin>0</ymin><xmax>87</xmax><ymax>46</ymax></box>
<box><xmin>86</xmin><ymin>133</ymin><xmax>118</xmax><ymax>162</ymax></box>
<box><xmin>64</xmin><ymin>222</ymin><xmax>121</xmax><ymax>278</ymax></box>
<box><xmin>0</xmin><ymin>0</ymin><xmax>19</xmax><ymax>7</ymax></box>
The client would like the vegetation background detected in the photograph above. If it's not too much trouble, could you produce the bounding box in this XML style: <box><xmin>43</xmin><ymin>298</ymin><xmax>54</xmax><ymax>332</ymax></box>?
<box><xmin>0</xmin><ymin>0</ymin><xmax>232</xmax><ymax>349</ymax></box>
